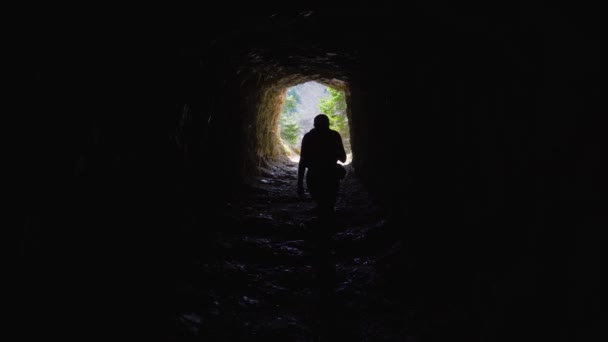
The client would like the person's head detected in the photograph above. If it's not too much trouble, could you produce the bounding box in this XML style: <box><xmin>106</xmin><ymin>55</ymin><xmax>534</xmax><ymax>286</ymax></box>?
<box><xmin>313</xmin><ymin>114</ymin><xmax>330</xmax><ymax>130</ymax></box>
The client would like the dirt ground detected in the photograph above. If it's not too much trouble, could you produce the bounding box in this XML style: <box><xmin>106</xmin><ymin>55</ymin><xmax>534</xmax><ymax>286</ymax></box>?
<box><xmin>171</xmin><ymin>161</ymin><xmax>411</xmax><ymax>341</ymax></box>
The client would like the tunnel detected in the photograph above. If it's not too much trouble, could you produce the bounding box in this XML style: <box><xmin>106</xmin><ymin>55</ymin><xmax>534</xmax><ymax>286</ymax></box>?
<box><xmin>16</xmin><ymin>3</ymin><xmax>607</xmax><ymax>341</ymax></box>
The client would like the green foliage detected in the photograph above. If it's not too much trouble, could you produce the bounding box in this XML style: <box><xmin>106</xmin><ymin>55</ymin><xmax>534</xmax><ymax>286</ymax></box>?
<box><xmin>282</xmin><ymin>93</ymin><xmax>298</xmax><ymax>115</ymax></box>
<box><xmin>318</xmin><ymin>87</ymin><xmax>348</xmax><ymax>136</ymax></box>
<box><xmin>286</xmin><ymin>88</ymin><xmax>301</xmax><ymax>106</ymax></box>
<box><xmin>279</xmin><ymin>89</ymin><xmax>301</xmax><ymax>147</ymax></box>
<box><xmin>280</xmin><ymin>117</ymin><xmax>300</xmax><ymax>146</ymax></box>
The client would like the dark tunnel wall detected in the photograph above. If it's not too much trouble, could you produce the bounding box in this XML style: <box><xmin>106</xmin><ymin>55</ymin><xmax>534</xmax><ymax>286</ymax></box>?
<box><xmin>347</xmin><ymin>7</ymin><xmax>607</xmax><ymax>340</ymax></box>
<box><xmin>16</xmin><ymin>2</ymin><xmax>606</xmax><ymax>341</ymax></box>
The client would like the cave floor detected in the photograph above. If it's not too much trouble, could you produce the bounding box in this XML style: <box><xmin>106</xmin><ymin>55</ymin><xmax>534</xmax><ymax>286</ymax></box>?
<box><xmin>171</xmin><ymin>161</ymin><xmax>410</xmax><ymax>341</ymax></box>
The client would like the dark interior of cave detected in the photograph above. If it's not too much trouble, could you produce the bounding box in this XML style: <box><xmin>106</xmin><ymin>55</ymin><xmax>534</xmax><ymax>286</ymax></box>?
<box><xmin>15</xmin><ymin>2</ymin><xmax>606</xmax><ymax>341</ymax></box>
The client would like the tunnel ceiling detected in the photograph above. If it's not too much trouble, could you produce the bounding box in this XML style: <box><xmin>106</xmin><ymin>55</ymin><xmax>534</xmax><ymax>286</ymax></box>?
<box><xmin>181</xmin><ymin>10</ymin><xmax>395</xmax><ymax>86</ymax></box>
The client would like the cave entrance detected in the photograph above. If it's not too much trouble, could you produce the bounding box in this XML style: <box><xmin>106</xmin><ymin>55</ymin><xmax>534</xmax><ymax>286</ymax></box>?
<box><xmin>278</xmin><ymin>81</ymin><xmax>352</xmax><ymax>164</ymax></box>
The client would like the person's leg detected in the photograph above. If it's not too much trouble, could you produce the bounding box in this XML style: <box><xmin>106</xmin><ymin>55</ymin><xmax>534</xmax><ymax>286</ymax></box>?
<box><xmin>307</xmin><ymin>172</ymin><xmax>339</xmax><ymax>217</ymax></box>
<box><xmin>326</xmin><ymin>178</ymin><xmax>339</xmax><ymax>212</ymax></box>
<box><xmin>317</xmin><ymin>180</ymin><xmax>337</xmax><ymax>217</ymax></box>
<box><xmin>306</xmin><ymin>172</ymin><xmax>322</xmax><ymax>213</ymax></box>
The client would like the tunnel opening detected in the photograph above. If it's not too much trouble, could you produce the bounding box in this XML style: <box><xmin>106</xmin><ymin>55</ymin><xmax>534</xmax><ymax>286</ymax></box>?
<box><xmin>278</xmin><ymin>81</ymin><xmax>352</xmax><ymax>164</ymax></box>
<box><xmin>253</xmin><ymin>75</ymin><xmax>352</xmax><ymax>177</ymax></box>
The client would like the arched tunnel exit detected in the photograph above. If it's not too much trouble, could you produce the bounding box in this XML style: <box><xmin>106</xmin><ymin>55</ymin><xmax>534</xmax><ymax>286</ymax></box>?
<box><xmin>16</xmin><ymin>4</ymin><xmax>607</xmax><ymax>342</ymax></box>
<box><xmin>277</xmin><ymin>81</ymin><xmax>352</xmax><ymax>165</ymax></box>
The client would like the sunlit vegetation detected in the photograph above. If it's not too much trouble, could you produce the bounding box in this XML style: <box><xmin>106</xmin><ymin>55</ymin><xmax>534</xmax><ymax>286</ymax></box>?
<box><xmin>278</xmin><ymin>82</ymin><xmax>350</xmax><ymax>162</ymax></box>
<box><xmin>319</xmin><ymin>87</ymin><xmax>349</xmax><ymax>138</ymax></box>
<box><xmin>279</xmin><ymin>89</ymin><xmax>301</xmax><ymax>146</ymax></box>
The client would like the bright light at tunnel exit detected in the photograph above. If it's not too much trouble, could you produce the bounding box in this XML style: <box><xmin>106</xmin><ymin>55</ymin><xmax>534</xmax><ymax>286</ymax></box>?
<box><xmin>279</xmin><ymin>81</ymin><xmax>352</xmax><ymax>165</ymax></box>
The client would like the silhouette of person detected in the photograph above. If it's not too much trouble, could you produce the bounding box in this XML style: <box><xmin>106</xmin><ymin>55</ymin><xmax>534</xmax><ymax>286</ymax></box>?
<box><xmin>298</xmin><ymin>114</ymin><xmax>347</xmax><ymax>215</ymax></box>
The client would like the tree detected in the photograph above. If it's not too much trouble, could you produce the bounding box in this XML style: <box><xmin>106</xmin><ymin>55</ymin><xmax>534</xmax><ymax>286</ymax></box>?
<box><xmin>318</xmin><ymin>87</ymin><xmax>348</xmax><ymax>137</ymax></box>
<box><xmin>279</xmin><ymin>89</ymin><xmax>301</xmax><ymax>147</ymax></box>
<box><xmin>280</xmin><ymin>118</ymin><xmax>299</xmax><ymax>146</ymax></box>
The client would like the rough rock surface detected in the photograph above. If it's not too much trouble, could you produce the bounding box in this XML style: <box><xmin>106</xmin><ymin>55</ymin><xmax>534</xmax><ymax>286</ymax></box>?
<box><xmin>170</xmin><ymin>162</ymin><xmax>413</xmax><ymax>341</ymax></box>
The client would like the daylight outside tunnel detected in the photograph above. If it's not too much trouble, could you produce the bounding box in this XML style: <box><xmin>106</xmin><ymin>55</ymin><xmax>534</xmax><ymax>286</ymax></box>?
<box><xmin>278</xmin><ymin>81</ymin><xmax>352</xmax><ymax>164</ymax></box>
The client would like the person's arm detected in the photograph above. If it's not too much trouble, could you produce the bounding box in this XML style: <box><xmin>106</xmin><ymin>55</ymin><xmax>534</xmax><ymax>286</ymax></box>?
<box><xmin>336</xmin><ymin>132</ymin><xmax>346</xmax><ymax>163</ymax></box>
<box><xmin>297</xmin><ymin>135</ymin><xmax>308</xmax><ymax>196</ymax></box>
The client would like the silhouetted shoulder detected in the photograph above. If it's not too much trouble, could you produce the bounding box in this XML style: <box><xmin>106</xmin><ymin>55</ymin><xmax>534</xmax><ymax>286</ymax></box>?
<box><xmin>330</xmin><ymin>129</ymin><xmax>342</xmax><ymax>139</ymax></box>
<box><xmin>301</xmin><ymin>131</ymin><xmax>312</xmax><ymax>144</ymax></box>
